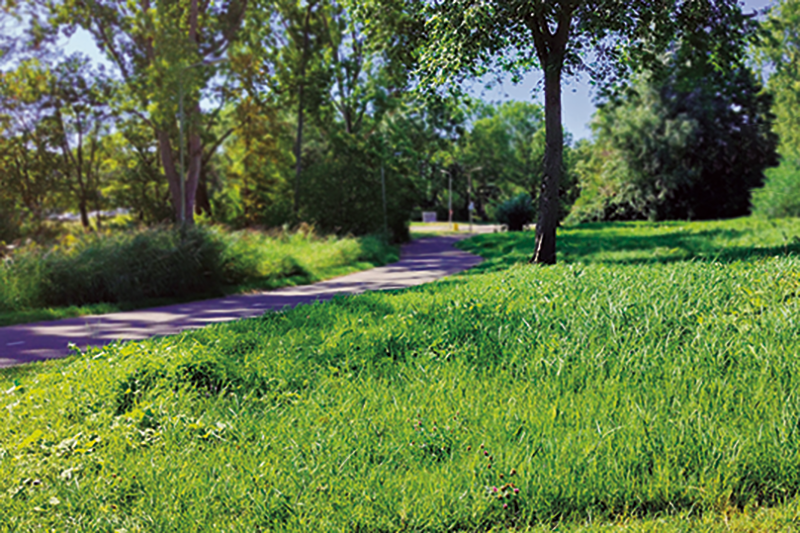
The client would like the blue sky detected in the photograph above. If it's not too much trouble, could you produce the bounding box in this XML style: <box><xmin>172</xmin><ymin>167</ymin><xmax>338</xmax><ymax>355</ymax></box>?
<box><xmin>63</xmin><ymin>0</ymin><xmax>776</xmax><ymax>140</ymax></box>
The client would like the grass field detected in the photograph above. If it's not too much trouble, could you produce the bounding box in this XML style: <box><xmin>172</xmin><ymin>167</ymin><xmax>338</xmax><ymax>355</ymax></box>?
<box><xmin>3</xmin><ymin>217</ymin><xmax>800</xmax><ymax>531</ymax></box>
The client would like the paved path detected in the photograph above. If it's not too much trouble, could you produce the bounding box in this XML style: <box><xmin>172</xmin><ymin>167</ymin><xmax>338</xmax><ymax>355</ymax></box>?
<box><xmin>0</xmin><ymin>235</ymin><xmax>483</xmax><ymax>368</ymax></box>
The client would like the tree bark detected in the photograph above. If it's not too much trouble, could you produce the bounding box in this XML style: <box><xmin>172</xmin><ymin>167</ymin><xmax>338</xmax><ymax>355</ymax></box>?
<box><xmin>526</xmin><ymin>4</ymin><xmax>573</xmax><ymax>265</ymax></box>
<box><xmin>293</xmin><ymin>81</ymin><xmax>305</xmax><ymax>215</ymax></box>
<box><xmin>184</xmin><ymin>103</ymin><xmax>203</xmax><ymax>224</ymax></box>
<box><xmin>293</xmin><ymin>5</ymin><xmax>313</xmax><ymax>216</ymax></box>
<box><xmin>157</xmin><ymin>130</ymin><xmax>184</xmax><ymax>222</ymax></box>
<box><xmin>532</xmin><ymin>61</ymin><xmax>562</xmax><ymax>265</ymax></box>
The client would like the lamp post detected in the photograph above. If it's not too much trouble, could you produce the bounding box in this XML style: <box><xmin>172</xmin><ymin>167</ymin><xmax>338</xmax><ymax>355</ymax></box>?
<box><xmin>448</xmin><ymin>168</ymin><xmax>453</xmax><ymax>231</ymax></box>
<box><xmin>466</xmin><ymin>166</ymin><xmax>482</xmax><ymax>234</ymax></box>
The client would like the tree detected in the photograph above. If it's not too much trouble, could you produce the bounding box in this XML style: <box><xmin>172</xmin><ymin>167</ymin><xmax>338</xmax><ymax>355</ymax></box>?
<box><xmin>0</xmin><ymin>59</ymin><xmax>61</xmax><ymax>235</ymax></box>
<box><xmin>48</xmin><ymin>55</ymin><xmax>114</xmax><ymax>230</ymax></box>
<box><xmin>751</xmin><ymin>0</ymin><xmax>800</xmax><ymax>218</ymax></box>
<box><xmin>460</xmin><ymin>101</ymin><xmax>544</xmax><ymax>219</ymax></box>
<box><xmin>103</xmin><ymin>118</ymin><xmax>173</xmax><ymax>225</ymax></box>
<box><xmin>758</xmin><ymin>0</ymin><xmax>800</xmax><ymax>158</ymax></box>
<box><xmin>34</xmin><ymin>0</ymin><xmax>248</xmax><ymax>225</ymax></box>
<box><xmin>417</xmin><ymin>0</ymin><xmax>758</xmax><ymax>263</ymax></box>
<box><xmin>570</xmin><ymin>62</ymin><xmax>777</xmax><ymax>222</ymax></box>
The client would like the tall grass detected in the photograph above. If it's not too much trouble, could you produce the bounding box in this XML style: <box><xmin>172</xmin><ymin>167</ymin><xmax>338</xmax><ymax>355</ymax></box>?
<box><xmin>4</xmin><ymin>218</ymin><xmax>800</xmax><ymax>530</ymax></box>
<box><xmin>0</xmin><ymin>225</ymin><xmax>397</xmax><ymax>320</ymax></box>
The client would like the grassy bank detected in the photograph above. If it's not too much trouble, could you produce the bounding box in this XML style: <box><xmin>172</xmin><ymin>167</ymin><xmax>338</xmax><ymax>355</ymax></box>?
<box><xmin>3</xmin><ymin>217</ymin><xmax>800</xmax><ymax>530</ymax></box>
<box><xmin>0</xmin><ymin>226</ymin><xmax>398</xmax><ymax>327</ymax></box>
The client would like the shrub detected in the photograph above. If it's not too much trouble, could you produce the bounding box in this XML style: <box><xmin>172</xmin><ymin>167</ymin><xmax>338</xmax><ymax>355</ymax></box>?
<box><xmin>41</xmin><ymin>227</ymin><xmax>223</xmax><ymax>306</ymax></box>
<box><xmin>494</xmin><ymin>193</ymin><xmax>533</xmax><ymax>231</ymax></box>
<box><xmin>751</xmin><ymin>155</ymin><xmax>800</xmax><ymax>218</ymax></box>
<box><xmin>0</xmin><ymin>225</ymin><xmax>398</xmax><ymax>313</ymax></box>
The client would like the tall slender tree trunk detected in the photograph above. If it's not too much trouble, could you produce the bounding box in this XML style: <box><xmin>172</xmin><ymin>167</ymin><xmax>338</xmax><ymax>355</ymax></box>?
<box><xmin>526</xmin><ymin>5</ymin><xmax>573</xmax><ymax>265</ymax></box>
<box><xmin>293</xmin><ymin>5</ymin><xmax>313</xmax><ymax>216</ymax></box>
<box><xmin>532</xmin><ymin>61</ymin><xmax>562</xmax><ymax>265</ymax></box>
<box><xmin>184</xmin><ymin>104</ymin><xmax>203</xmax><ymax>224</ymax></box>
<box><xmin>294</xmin><ymin>81</ymin><xmax>305</xmax><ymax>215</ymax></box>
<box><xmin>157</xmin><ymin>130</ymin><xmax>184</xmax><ymax>222</ymax></box>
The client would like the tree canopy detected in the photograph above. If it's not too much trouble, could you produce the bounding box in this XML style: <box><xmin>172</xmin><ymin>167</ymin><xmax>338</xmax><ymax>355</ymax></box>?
<box><xmin>417</xmin><ymin>0</ymin><xmax>759</xmax><ymax>263</ymax></box>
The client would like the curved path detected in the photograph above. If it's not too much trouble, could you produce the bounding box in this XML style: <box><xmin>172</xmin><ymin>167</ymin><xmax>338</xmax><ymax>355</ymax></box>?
<box><xmin>0</xmin><ymin>235</ymin><xmax>483</xmax><ymax>368</ymax></box>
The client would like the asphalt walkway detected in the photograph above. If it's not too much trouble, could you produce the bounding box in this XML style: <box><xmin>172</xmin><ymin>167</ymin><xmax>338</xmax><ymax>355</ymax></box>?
<box><xmin>0</xmin><ymin>235</ymin><xmax>483</xmax><ymax>368</ymax></box>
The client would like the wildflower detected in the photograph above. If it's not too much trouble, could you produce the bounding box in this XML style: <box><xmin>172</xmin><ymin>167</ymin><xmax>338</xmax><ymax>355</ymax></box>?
<box><xmin>513</xmin><ymin>488</ymin><xmax>520</xmax><ymax>494</ymax></box>
<box><xmin>503</xmin><ymin>503</ymin><xmax>508</xmax><ymax>510</ymax></box>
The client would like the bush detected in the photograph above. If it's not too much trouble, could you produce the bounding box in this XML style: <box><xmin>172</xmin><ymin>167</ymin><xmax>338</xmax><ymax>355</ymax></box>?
<box><xmin>299</xmin><ymin>133</ymin><xmax>414</xmax><ymax>243</ymax></box>
<box><xmin>0</xmin><ymin>225</ymin><xmax>398</xmax><ymax>313</ymax></box>
<box><xmin>751</xmin><ymin>156</ymin><xmax>800</xmax><ymax>218</ymax></box>
<box><xmin>494</xmin><ymin>193</ymin><xmax>533</xmax><ymax>231</ymax></box>
<box><xmin>41</xmin><ymin>227</ymin><xmax>223</xmax><ymax>307</ymax></box>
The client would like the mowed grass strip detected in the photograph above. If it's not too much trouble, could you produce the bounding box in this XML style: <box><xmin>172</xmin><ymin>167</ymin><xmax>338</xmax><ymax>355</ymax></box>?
<box><xmin>457</xmin><ymin>216</ymin><xmax>800</xmax><ymax>270</ymax></box>
<box><xmin>4</xmin><ymin>219</ymin><xmax>800</xmax><ymax>530</ymax></box>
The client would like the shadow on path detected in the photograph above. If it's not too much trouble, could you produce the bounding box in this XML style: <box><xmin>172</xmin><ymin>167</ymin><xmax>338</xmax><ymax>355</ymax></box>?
<box><xmin>0</xmin><ymin>235</ymin><xmax>482</xmax><ymax>368</ymax></box>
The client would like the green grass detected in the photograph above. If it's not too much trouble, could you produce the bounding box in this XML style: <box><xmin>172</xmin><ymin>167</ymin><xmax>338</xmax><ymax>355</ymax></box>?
<box><xmin>457</xmin><ymin>216</ymin><xmax>800</xmax><ymax>271</ymax></box>
<box><xmin>0</xmin><ymin>226</ymin><xmax>398</xmax><ymax>327</ymax></box>
<box><xmin>4</xmin><ymin>217</ymin><xmax>800</xmax><ymax>530</ymax></box>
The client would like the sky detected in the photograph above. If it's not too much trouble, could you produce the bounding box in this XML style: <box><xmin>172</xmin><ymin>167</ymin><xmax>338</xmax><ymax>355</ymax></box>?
<box><xmin>62</xmin><ymin>0</ymin><xmax>777</xmax><ymax>141</ymax></box>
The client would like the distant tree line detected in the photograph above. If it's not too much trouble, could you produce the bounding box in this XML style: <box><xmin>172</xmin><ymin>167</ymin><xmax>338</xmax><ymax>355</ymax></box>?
<box><xmin>0</xmin><ymin>0</ymin><xmax>797</xmax><ymax>248</ymax></box>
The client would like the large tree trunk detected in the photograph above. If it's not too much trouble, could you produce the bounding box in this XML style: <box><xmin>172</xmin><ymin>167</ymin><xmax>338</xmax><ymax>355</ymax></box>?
<box><xmin>526</xmin><ymin>5</ymin><xmax>573</xmax><ymax>265</ymax></box>
<box><xmin>157</xmin><ymin>130</ymin><xmax>184</xmax><ymax>223</ymax></box>
<box><xmin>184</xmin><ymin>104</ymin><xmax>203</xmax><ymax>224</ymax></box>
<box><xmin>532</xmin><ymin>61</ymin><xmax>562</xmax><ymax>265</ymax></box>
<box><xmin>156</xmin><ymin>115</ymin><xmax>203</xmax><ymax>226</ymax></box>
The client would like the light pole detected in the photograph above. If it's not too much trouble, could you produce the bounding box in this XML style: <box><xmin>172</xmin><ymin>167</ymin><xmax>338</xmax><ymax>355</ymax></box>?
<box><xmin>448</xmin><ymin>168</ymin><xmax>453</xmax><ymax>231</ymax></box>
<box><xmin>466</xmin><ymin>166</ymin><xmax>482</xmax><ymax>234</ymax></box>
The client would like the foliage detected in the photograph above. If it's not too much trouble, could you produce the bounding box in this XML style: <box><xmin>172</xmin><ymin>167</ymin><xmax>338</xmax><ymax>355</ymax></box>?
<box><xmin>6</xmin><ymin>218</ymin><xmax>800</xmax><ymax>529</ymax></box>
<box><xmin>230</xmin><ymin>0</ymin><xmax>422</xmax><ymax>234</ymax></box>
<box><xmin>47</xmin><ymin>55</ymin><xmax>115</xmax><ymax>229</ymax></box>
<box><xmin>460</xmin><ymin>101</ymin><xmax>544</xmax><ymax>218</ymax></box>
<box><xmin>750</xmin><ymin>0</ymin><xmax>800</xmax><ymax>219</ymax></box>
<box><xmin>37</xmin><ymin>0</ymin><xmax>247</xmax><ymax>224</ymax></box>
<box><xmin>415</xmin><ymin>0</ymin><xmax>758</xmax><ymax>263</ymax></box>
<box><xmin>752</xmin><ymin>156</ymin><xmax>800</xmax><ymax>218</ymax></box>
<box><xmin>209</xmin><ymin>99</ymin><xmax>295</xmax><ymax>228</ymax></box>
<box><xmin>494</xmin><ymin>193</ymin><xmax>533</xmax><ymax>231</ymax></box>
<box><xmin>0</xmin><ymin>58</ymin><xmax>61</xmax><ymax>235</ymax></box>
<box><xmin>0</xmin><ymin>226</ymin><xmax>398</xmax><ymax>314</ymax></box>
<box><xmin>102</xmin><ymin>121</ymin><xmax>174</xmax><ymax>226</ymax></box>
<box><xmin>568</xmin><ymin>62</ymin><xmax>778</xmax><ymax>223</ymax></box>
<box><xmin>758</xmin><ymin>0</ymin><xmax>800</xmax><ymax>159</ymax></box>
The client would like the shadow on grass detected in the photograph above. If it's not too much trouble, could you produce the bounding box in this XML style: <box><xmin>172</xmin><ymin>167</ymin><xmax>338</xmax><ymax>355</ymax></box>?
<box><xmin>457</xmin><ymin>223</ymin><xmax>800</xmax><ymax>275</ymax></box>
